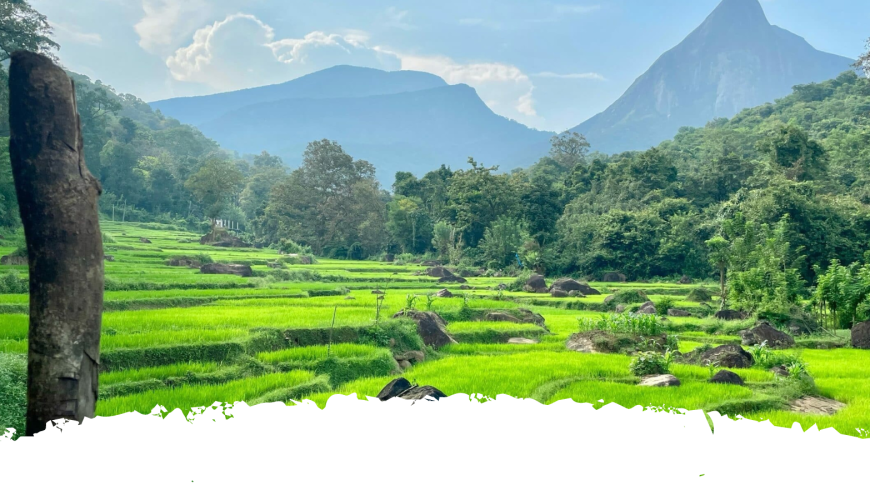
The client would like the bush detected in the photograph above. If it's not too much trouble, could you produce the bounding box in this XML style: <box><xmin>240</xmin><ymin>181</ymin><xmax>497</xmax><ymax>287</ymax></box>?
<box><xmin>746</xmin><ymin>342</ymin><xmax>807</xmax><ymax>376</ymax></box>
<box><xmin>655</xmin><ymin>296</ymin><xmax>676</xmax><ymax>316</ymax></box>
<box><xmin>102</xmin><ymin>232</ymin><xmax>117</xmax><ymax>244</ymax></box>
<box><xmin>278</xmin><ymin>238</ymin><xmax>312</xmax><ymax>255</ymax></box>
<box><xmin>604</xmin><ymin>289</ymin><xmax>648</xmax><ymax>310</ymax></box>
<box><xmin>629</xmin><ymin>351</ymin><xmax>673</xmax><ymax>376</ymax></box>
<box><xmin>0</xmin><ymin>271</ymin><xmax>28</xmax><ymax>294</ymax></box>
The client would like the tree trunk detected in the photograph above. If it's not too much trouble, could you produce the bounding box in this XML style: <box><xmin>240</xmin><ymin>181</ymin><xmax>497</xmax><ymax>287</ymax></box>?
<box><xmin>719</xmin><ymin>265</ymin><xmax>726</xmax><ymax>310</ymax></box>
<box><xmin>8</xmin><ymin>51</ymin><xmax>104</xmax><ymax>436</ymax></box>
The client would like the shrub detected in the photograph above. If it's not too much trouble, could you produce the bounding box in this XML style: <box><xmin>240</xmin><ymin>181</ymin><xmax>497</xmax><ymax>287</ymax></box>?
<box><xmin>604</xmin><ymin>289</ymin><xmax>648</xmax><ymax>310</ymax></box>
<box><xmin>629</xmin><ymin>350</ymin><xmax>674</xmax><ymax>376</ymax></box>
<box><xmin>655</xmin><ymin>296</ymin><xmax>676</xmax><ymax>316</ymax></box>
<box><xmin>278</xmin><ymin>237</ymin><xmax>312</xmax><ymax>256</ymax></box>
<box><xmin>102</xmin><ymin>232</ymin><xmax>117</xmax><ymax>244</ymax></box>
<box><xmin>746</xmin><ymin>342</ymin><xmax>807</xmax><ymax>376</ymax></box>
<box><xmin>0</xmin><ymin>271</ymin><xmax>28</xmax><ymax>294</ymax></box>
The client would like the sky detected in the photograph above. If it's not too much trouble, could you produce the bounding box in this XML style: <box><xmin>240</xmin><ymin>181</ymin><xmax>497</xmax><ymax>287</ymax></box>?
<box><xmin>34</xmin><ymin>0</ymin><xmax>870</xmax><ymax>133</ymax></box>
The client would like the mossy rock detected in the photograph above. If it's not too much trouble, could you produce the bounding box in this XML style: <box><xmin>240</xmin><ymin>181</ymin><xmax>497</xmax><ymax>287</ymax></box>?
<box><xmin>686</xmin><ymin>287</ymin><xmax>714</xmax><ymax>302</ymax></box>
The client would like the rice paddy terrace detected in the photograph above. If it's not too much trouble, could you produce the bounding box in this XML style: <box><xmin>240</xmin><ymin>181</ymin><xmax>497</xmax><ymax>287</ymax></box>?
<box><xmin>1</xmin><ymin>221</ymin><xmax>868</xmax><ymax>439</ymax></box>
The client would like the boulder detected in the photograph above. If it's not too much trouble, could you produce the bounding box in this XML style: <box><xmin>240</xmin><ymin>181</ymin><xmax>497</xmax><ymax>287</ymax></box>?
<box><xmin>523</xmin><ymin>274</ymin><xmax>548</xmax><ymax>293</ymax></box>
<box><xmin>678</xmin><ymin>275</ymin><xmax>693</xmax><ymax>284</ymax></box>
<box><xmin>515</xmin><ymin>308</ymin><xmax>548</xmax><ymax>329</ymax></box>
<box><xmin>103</xmin><ymin>255</ymin><xmax>115</xmax><ymax>262</ymax></box>
<box><xmin>667</xmin><ymin>309</ymin><xmax>691</xmax><ymax>317</ymax></box>
<box><xmin>602</xmin><ymin>272</ymin><xmax>627</xmax><ymax>282</ymax></box>
<box><xmin>507</xmin><ymin>338</ymin><xmax>539</xmax><ymax>344</ymax></box>
<box><xmin>615</xmin><ymin>304</ymin><xmax>627</xmax><ymax>313</ymax></box>
<box><xmin>636</xmin><ymin>301</ymin><xmax>657</xmax><ymax>315</ymax></box>
<box><xmin>200</xmin><ymin>230</ymin><xmax>251</xmax><ymax>248</ymax></box>
<box><xmin>434</xmin><ymin>289</ymin><xmax>454</xmax><ymax>298</ymax></box>
<box><xmin>139</xmin><ymin>237</ymin><xmax>152</xmax><ymax>244</ymax></box>
<box><xmin>394</xmin><ymin>351</ymin><xmax>426</xmax><ymax>363</ymax></box>
<box><xmin>167</xmin><ymin>258</ymin><xmax>202</xmax><ymax>267</ymax></box>
<box><xmin>638</xmin><ymin>374</ymin><xmax>680</xmax><ymax>387</ymax></box>
<box><xmin>740</xmin><ymin>321</ymin><xmax>795</xmax><ymax>349</ymax></box>
<box><xmin>398</xmin><ymin>385</ymin><xmax>447</xmax><ymax>401</ymax></box>
<box><xmin>770</xmin><ymin>365</ymin><xmax>790</xmax><ymax>377</ymax></box>
<box><xmin>199</xmin><ymin>263</ymin><xmax>253</xmax><ymax>277</ymax></box>
<box><xmin>568</xmin><ymin>290</ymin><xmax>584</xmax><ymax>297</ymax></box>
<box><xmin>715</xmin><ymin>309</ymin><xmax>747</xmax><ymax>321</ymax></box>
<box><xmin>603</xmin><ymin>294</ymin><xmax>616</xmax><ymax>305</ymax></box>
<box><xmin>485</xmin><ymin>312</ymin><xmax>521</xmax><ymax>323</ymax></box>
<box><xmin>371</xmin><ymin>290</ymin><xmax>385</xmax><ymax>295</ymax></box>
<box><xmin>426</xmin><ymin>266</ymin><xmax>455</xmax><ymax>278</ymax></box>
<box><xmin>398</xmin><ymin>360</ymin><xmax>412</xmax><ymax>370</ymax></box>
<box><xmin>549</xmin><ymin>278</ymin><xmax>602</xmax><ymax>296</ymax></box>
<box><xmin>850</xmin><ymin>321</ymin><xmax>870</xmax><ymax>349</ymax></box>
<box><xmin>710</xmin><ymin>370</ymin><xmax>744</xmax><ymax>386</ymax></box>
<box><xmin>459</xmin><ymin>284</ymin><xmax>472</xmax><ymax>290</ymax></box>
<box><xmin>377</xmin><ymin>378</ymin><xmax>413</xmax><ymax>401</ymax></box>
<box><xmin>551</xmin><ymin>289</ymin><xmax>569</xmax><ymax>298</ymax></box>
<box><xmin>696</xmin><ymin>344</ymin><xmax>754</xmax><ymax>369</ymax></box>
<box><xmin>438</xmin><ymin>275</ymin><xmax>467</xmax><ymax>284</ymax></box>
<box><xmin>391</xmin><ymin>309</ymin><xmax>457</xmax><ymax>348</ymax></box>
<box><xmin>788</xmin><ymin>396</ymin><xmax>846</xmax><ymax>415</ymax></box>
<box><xmin>496</xmin><ymin>283</ymin><xmax>508</xmax><ymax>290</ymax></box>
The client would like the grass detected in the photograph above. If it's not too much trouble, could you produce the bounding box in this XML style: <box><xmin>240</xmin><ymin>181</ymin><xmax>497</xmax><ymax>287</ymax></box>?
<box><xmin>0</xmin><ymin>221</ymin><xmax>867</xmax><ymax>438</ymax></box>
<box><xmin>96</xmin><ymin>370</ymin><xmax>316</xmax><ymax>416</ymax></box>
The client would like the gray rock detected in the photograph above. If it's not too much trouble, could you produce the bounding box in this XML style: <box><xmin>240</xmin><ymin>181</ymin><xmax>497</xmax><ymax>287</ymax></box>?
<box><xmin>710</xmin><ymin>370</ymin><xmax>744</xmax><ymax>386</ymax></box>
<box><xmin>740</xmin><ymin>321</ymin><xmax>796</xmax><ymax>349</ymax></box>
<box><xmin>638</xmin><ymin>374</ymin><xmax>680</xmax><ymax>387</ymax></box>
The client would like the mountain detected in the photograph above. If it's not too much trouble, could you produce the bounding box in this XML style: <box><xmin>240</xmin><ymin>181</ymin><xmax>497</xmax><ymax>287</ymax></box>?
<box><xmin>151</xmin><ymin>66</ymin><xmax>552</xmax><ymax>183</ymax></box>
<box><xmin>196</xmin><ymin>83</ymin><xmax>553</xmax><ymax>185</ymax></box>
<box><xmin>151</xmin><ymin>65</ymin><xmax>448</xmax><ymax>127</ymax></box>
<box><xmin>570</xmin><ymin>0</ymin><xmax>855</xmax><ymax>154</ymax></box>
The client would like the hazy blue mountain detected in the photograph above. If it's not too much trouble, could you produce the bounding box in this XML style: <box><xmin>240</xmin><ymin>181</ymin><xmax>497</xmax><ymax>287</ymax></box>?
<box><xmin>570</xmin><ymin>0</ymin><xmax>855</xmax><ymax>154</ymax></box>
<box><xmin>196</xmin><ymin>83</ymin><xmax>553</xmax><ymax>185</ymax></box>
<box><xmin>150</xmin><ymin>65</ymin><xmax>448</xmax><ymax>128</ymax></box>
<box><xmin>151</xmin><ymin>66</ymin><xmax>553</xmax><ymax>185</ymax></box>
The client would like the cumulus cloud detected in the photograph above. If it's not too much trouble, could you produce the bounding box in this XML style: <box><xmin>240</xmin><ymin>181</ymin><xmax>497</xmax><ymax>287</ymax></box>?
<box><xmin>165</xmin><ymin>14</ymin><xmax>400</xmax><ymax>91</ymax></box>
<box><xmin>389</xmin><ymin>52</ymin><xmax>539</xmax><ymax>120</ymax></box>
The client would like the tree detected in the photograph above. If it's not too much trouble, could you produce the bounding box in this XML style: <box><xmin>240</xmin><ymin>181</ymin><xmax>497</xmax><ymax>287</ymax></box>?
<box><xmin>444</xmin><ymin>158</ymin><xmax>519</xmax><ymax>247</ymax></box>
<box><xmin>260</xmin><ymin>140</ymin><xmax>385</xmax><ymax>257</ymax></box>
<box><xmin>184</xmin><ymin>157</ymin><xmax>244</xmax><ymax>235</ymax></box>
<box><xmin>387</xmin><ymin>195</ymin><xmax>432</xmax><ymax>254</ymax></box>
<box><xmin>757</xmin><ymin>125</ymin><xmax>828</xmax><ymax>182</ymax></box>
<box><xmin>855</xmin><ymin>37</ymin><xmax>870</xmax><ymax>77</ymax></box>
<box><xmin>549</xmin><ymin>131</ymin><xmax>590</xmax><ymax>169</ymax></box>
<box><xmin>706</xmin><ymin>236</ymin><xmax>731</xmax><ymax>309</ymax></box>
<box><xmin>240</xmin><ymin>160</ymin><xmax>287</xmax><ymax>221</ymax></box>
<box><xmin>479</xmin><ymin>216</ymin><xmax>530</xmax><ymax>269</ymax></box>
<box><xmin>9</xmin><ymin>51</ymin><xmax>103</xmax><ymax>436</ymax></box>
<box><xmin>0</xmin><ymin>0</ymin><xmax>59</xmax><ymax>135</ymax></box>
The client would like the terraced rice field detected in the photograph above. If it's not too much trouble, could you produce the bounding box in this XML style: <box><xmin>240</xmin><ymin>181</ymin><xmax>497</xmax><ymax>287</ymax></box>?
<box><xmin>1</xmin><ymin>220</ymin><xmax>868</xmax><ymax>438</ymax></box>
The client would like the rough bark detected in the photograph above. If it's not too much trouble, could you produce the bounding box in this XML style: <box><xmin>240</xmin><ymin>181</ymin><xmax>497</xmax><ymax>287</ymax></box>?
<box><xmin>8</xmin><ymin>51</ymin><xmax>104</xmax><ymax>436</ymax></box>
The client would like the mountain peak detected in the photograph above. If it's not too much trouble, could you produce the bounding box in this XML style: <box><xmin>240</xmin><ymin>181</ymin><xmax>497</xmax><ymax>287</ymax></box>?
<box><xmin>702</xmin><ymin>0</ymin><xmax>769</xmax><ymax>31</ymax></box>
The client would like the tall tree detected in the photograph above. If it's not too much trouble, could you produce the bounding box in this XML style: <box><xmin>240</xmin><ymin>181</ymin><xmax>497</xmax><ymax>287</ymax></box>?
<box><xmin>184</xmin><ymin>157</ymin><xmax>244</xmax><ymax>235</ymax></box>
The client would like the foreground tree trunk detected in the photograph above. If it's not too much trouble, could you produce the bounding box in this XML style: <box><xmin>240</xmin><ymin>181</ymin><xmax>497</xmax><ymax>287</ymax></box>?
<box><xmin>8</xmin><ymin>51</ymin><xmax>104</xmax><ymax>436</ymax></box>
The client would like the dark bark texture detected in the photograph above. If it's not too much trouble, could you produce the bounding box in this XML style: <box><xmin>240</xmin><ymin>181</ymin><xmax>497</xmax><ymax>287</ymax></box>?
<box><xmin>8</xmin><ymin>51</ymin><xmax>104</xmax><ymax>436</ymax></box>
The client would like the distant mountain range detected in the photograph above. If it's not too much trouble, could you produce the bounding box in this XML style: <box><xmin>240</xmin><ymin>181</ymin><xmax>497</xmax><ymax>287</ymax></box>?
<box><xmin>569</xmin><ymin>0</ymin><xmax>855</xmax><ymax>153</ymax></box>
<box><xmin>151</xmin><ymin>66</ymin><xmax>552</xmax><ymax>185</ymax></box>
<box><xmin>150</xmin><ymin>0</ymin><xmax>855</xmax><ymax>182</ymax></box>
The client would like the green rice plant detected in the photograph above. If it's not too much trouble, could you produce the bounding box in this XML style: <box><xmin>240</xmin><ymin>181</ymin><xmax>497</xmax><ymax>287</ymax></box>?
<box><xmin>99</xmin><ymin>362</ymin><xmax>222</xmax><ymax>386</ymax></box>
<box><xmin>577</xmin><ymin>313</ymin><xmax>667</xmax><ymax>336</ymax></box>
<box><xmin>258</xmin><ymin>344</ymin><xmax>381</xmax><ymax>364</ymax></box>
<box><xmin>629</xmin><ymin>350</ymin><xmax>675</xmax><ymax>376</ymax></box>
<box><xmin>96</xmin><ymin>370</ymin><xmax>316</xmax><ymax>416</ymax></box>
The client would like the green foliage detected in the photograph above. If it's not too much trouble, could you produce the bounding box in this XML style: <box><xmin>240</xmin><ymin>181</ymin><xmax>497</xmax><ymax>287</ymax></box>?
<box><xmin>0</xmin><ymin>271</ymin><xmax>27</xmax><ymax>294</ymax></box>
<box><xmin>811</xmin><ymin>259</ymin><xmax>870</xmax><ymax>329</ymax></box>
<box><xmin>686</xmin><ymin>287</ymin><xmax>713</xmax><ymax>302</ymax></box>
<box><xmin>746</xmin><ymin>342</ymin><xmax>806</xmax><ymax>375</ymax></box>
<box><xmin>605</xmin><ymin>289</ymin><xmax>648</xmax><ymax>309</ymax></box>
<box><xmin>577</xmin><ymin>313</ymin><xmax>667</xmax><ymax>337</ymax></box>
<box><xmin>629</xmin><ymin>350</ymin><xmax>674</xmax><ymax>377</ymax></box>
<box><xmin>478</xmin><ymin>216</ymin><xmax>530</xmax><ymax>269</ymax></box>
<box><xmin>655</xmin><ymin>296</ymin><xmax>676</xmax><ymax>316</ymax></box>
<box><xmin>0</xmin><ymin>353</ymin><xmax>26</xmax><ymax>439</ymax></box>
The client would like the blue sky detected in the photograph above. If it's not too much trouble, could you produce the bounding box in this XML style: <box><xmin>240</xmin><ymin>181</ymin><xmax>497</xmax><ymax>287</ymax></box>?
<box><xmin>35</xmin><ymin>0</ymin><xmax>869</xmax><ymax>132</ymax></box>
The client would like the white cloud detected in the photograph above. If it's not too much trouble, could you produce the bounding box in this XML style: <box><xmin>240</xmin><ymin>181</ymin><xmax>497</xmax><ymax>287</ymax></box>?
<box><xmin>166</xmin><ymin>14</ymin><xmax>400</xmax><ymax>91</ymax></box>
<box><xmin>383</xmin><ymin>50</ymin><xmax>540</xmax><ymax>120</ymax></box>
<box><xmin>135</xmin><ymin>0</ymin><xmax>233</xmax><ymax>54</ymax></box>
<box><xmin>50</xmin><ymin>21</ymin><xmax>102</xmax><ymax>45</ymax></box>
<box><xmin>533</xmin><ymin>71</ymin><xmax>606</xmax><ymax>80</ymax></box>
